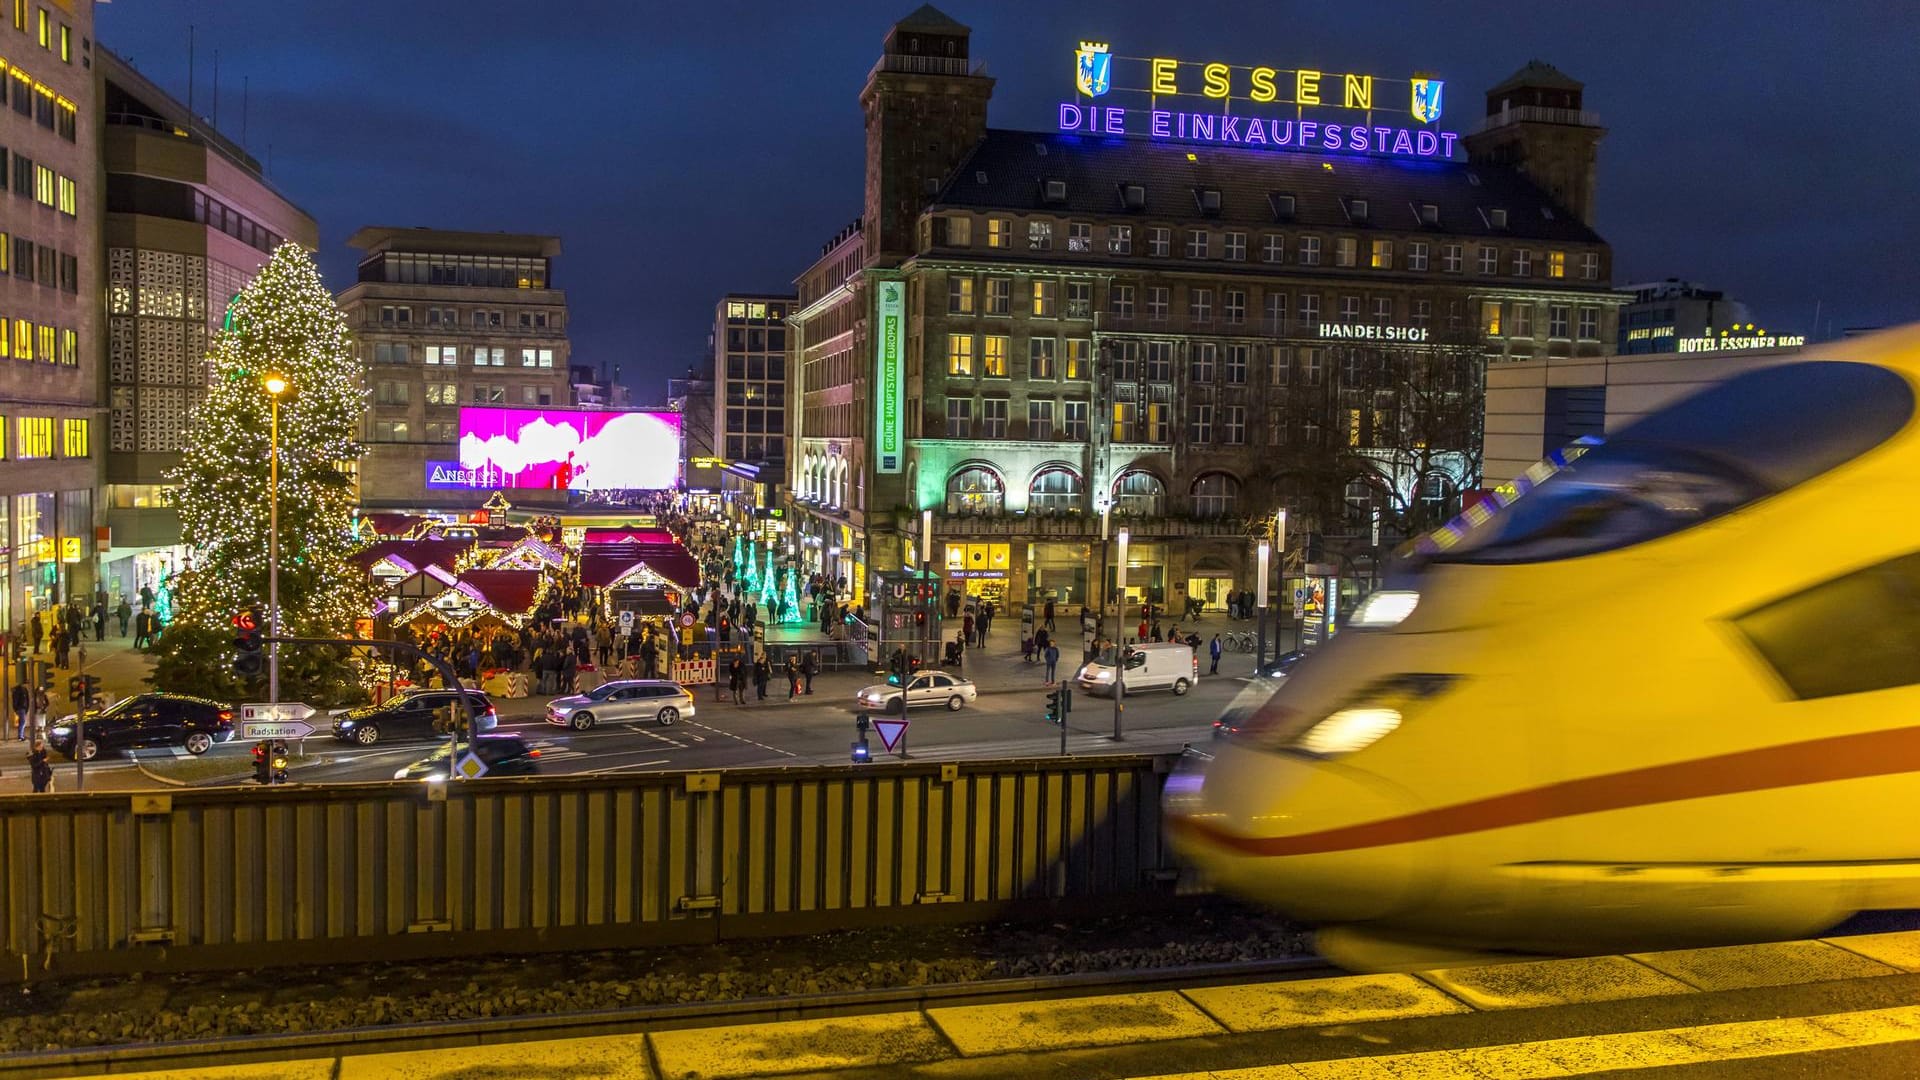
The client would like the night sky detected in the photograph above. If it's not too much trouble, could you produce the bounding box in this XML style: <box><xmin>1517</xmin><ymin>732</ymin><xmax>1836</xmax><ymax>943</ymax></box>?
<box><xmin>98</xmin><ymin>1</ymin><xmax>1920</xmax><ymax>400</ymax></box>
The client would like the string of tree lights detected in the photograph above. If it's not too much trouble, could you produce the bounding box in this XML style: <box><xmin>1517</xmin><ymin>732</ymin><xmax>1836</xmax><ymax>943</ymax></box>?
<box><xmin>149</xmin><ymin>244</ymin><xmax>373</xmax><ymax>705</ymax></box>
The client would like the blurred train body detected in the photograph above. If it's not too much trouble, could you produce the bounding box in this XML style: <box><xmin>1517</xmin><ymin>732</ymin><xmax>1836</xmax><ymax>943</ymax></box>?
<box><xmin>1166</xmin><ymin>328</ymin><xmax>1920</xmax><ymax>972</ymax></box>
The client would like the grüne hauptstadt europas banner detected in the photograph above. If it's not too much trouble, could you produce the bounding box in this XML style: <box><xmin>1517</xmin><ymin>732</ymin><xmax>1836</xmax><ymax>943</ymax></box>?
<box><xmin>1060</xmin><ymin>42</ymin><xmax>1457</xmax><ymax>159</ymax></box>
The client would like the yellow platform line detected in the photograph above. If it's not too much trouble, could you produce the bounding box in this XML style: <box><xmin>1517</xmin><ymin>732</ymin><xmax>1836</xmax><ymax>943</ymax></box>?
<box><xmin>1129</xmin><ymin>1002</ymin><xmax>1920</xmax><ymax>1079</ymax></box>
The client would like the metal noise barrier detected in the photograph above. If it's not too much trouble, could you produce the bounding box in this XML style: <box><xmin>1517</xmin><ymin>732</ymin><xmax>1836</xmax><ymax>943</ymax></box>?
<box><xmin>0</xmin><ymin>755</ymin><xmax>1182</xmax><ymax>978</ymax></box>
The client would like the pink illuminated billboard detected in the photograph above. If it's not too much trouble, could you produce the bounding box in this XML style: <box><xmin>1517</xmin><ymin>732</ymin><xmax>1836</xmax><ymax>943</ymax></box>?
<box><xmin>456</xmin><ymin>408</ymin><xmax>682</xmax><ymax>491</ymax></box>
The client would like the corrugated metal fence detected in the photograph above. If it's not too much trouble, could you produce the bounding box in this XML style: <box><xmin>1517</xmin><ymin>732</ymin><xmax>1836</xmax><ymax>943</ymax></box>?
<box><xmin>0</xmin><ymin>755</ymin><xmax>1178</xmax><ymax>977</ymax></box>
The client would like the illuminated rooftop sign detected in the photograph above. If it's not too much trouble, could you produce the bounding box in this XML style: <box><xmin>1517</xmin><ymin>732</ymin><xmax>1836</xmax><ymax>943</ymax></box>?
<box><xmin>1059</xmin><ymin>42</ymin><xmax>1459</xmax><ymax>160</ymax></box>
<box><xmin>1676</xmin><ymin>325</ymin><xmax>1806</xmax><ymax>354</ymax></box>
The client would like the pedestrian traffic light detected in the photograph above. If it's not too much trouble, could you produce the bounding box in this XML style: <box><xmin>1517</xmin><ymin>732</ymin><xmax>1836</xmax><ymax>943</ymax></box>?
<box><xmin>914</xmin><ymin>610</ymin><xmax>927</xmax><ymax>628</ymax></box>
<box><xmin>851</xmin><ymin>736</ymin><xmax>870</xmax><ymax>763</ymax></box>
<box><xmin>1045</xmin><ymin>688</ymin><xmax>1063</xmax><ymax>725</ymax></box>
<box><xmin>37</xmin><ymin>664</ymin><xmax>53</xmax><ymax>692</ymax></box>
<box><xmin>232</xmin><ymin>608</ymin><xmax>263</xmax><ymax>678</ymax></box>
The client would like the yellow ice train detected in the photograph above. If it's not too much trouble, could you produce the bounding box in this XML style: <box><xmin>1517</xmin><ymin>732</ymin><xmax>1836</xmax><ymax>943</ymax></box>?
<box><xmin>1166</xmin><ymin>325</ymin><xmax>1920</xmax><ymax>972</ymax></box>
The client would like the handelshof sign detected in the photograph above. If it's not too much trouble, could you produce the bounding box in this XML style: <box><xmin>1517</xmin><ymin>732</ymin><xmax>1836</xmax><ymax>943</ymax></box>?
<box><xmin>1060</xmin><ymin>42</ymin><xmax>1458</xmax><ymax>160</ymax></box>
<box><xmin>874</xmin><ymin>281</ymin><xmax>905</xmax><ymax>474</ymax></box>
<box><xmin>1317</xmin><ymin>323</ymin><xmax>1431</xmax><ymax>342</ymax></box>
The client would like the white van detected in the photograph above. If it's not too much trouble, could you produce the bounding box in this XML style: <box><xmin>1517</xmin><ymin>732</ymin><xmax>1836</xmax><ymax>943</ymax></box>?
<box><xmin>1076</xmin><ymin>641</ymin><xmax>1199</xmax><ymax>697</ymax></box>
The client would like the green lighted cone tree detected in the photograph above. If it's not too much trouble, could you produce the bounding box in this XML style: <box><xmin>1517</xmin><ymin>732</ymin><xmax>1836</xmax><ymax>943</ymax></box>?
<box><xmin>150</xmin><ymin>243</ymin><xmax>370</xmax><ymax>706</ymax></box>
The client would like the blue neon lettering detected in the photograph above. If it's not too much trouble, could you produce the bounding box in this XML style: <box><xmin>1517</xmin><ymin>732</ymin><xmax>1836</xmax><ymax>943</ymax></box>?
<box><xmin>1323</xmin><ymin>123</ymin><xmax>1342</xmax><ymax>149</ymax></box>
<box><xmin>1348</xmin><ymin>126</ymin><xmax>1368</xmax><ymax>150</ymax></box>
<box><xmin>1059</xmin><ymin>103</ymin><xmax>1083</xmax><ymax>130</ymax></box>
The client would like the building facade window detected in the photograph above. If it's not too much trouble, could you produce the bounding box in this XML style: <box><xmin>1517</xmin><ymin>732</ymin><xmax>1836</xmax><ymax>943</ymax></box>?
<box><xmin>1028</xmin><ymin>400</ymin><xmax>1055</xmax><ymax>440</ymax></box>
<box><xmin>1407</xmin><ymin>241</ymin><xmax>1429</xmax><ymax>271</ymax></box>
<box><xmin>1223</xmin><ymin>231</ymin><xmax>1246</xmax><ymax>261</ymax></box>
<box><xmin>981</xmin><ymin>397</ymin><xmax>1009</xmax><ymax>438</ymax></box>
<box><xmin>1190</xmin><ymin>287</ymin><xmax>1213</xmax><ymax>323</ymax></box>
<box><xmin>1335</xmin><ymin>236</ymin><xmax>1358</xmax><ymax>267</ymax></box>
<box><xmin>1578</xmin><ymin>306</ymin><xmax>1600</xmax><ymax>341</ymax></box>
<box><xmin>1192</xmin><ymin>472</ymin><xmax>1240</xmax><ymax>517</ymax></box>
<box><xmin>1513</xmin><ymin>249</ymin><xmax>1532</xmax><ymax>276</ymax></box>
<box><xmin>1068</xmin><ymin>221</ymin><xmax>1092</xmax><ymax>252</ymax></box>
<box><xmin>1299</xmin><ymin>235</ymin><xmax>1321</xmax><ymax>266</ymax></box>
<box><xmin>1224</xmin><ymin>344</ymin><xmax>1249</xmax><ymax>385</ymax></box>
<box><xmin>1581</xmin><ymin>252</ymin><xmax>1601</xmax><ymax>280</ymax></box>
<box><xmin>1031</xmin><ymin>279</ymin><xmax>1056</xmax><ymax>317</ymax></box>
<box><xmin>985</xmin><ymin>276</ymin><xmax>1010</xmax><ymax>315</ymax></box>
<box><xmin>1442</xmin><ymin>243</ymin><xmax>1463</xmax><ymax>273</ymax></box>
<box><xmin>1029</xmin><ymin>336</ymin><xmax>1056</xmax><ymax>379</ymax></box>
<box><xmin>946</xmin><ymin>465</ymin><xmax>1002</xmax><ymax>513</ymax></box>
<box><xmin>1185</xmin><ymin>228</ymin><xmax>1209</xmax><ymax>259</ymax></box>
<box><xmin>1062</xmin><ymin>400</ymin><xmax>1089</xmax><ymax>439</ymax></box>
<box><xmin>946</xmin><ymin>333</ymin><xmax>974</xmax><ymax>375</ymax></box>
<box><xmin>1483</xmin><ymin>301</ymin><xmax>1503</xmax><ymax>336</ymax></box>
<box><xmin>1029</xmin><ymin>467</ymin><xmax>1081</xmax><ymax>514</ymax></box>
<box><xmin>1549</xmin><ymin>304</ymin><xmax>1571</xmax><ymax>338</ymax></box>
<box><xmin>948</xmin><ymin>275</ymin><xmax>974</xmax><ymax>314</ymax></box>
<box><xmin>1189</xmin><ymin>402</ymin><xmax>1213</xmax><ymax>444</ymax></box>
<box><xmin>1478</xmin><ymin>246</ymin><xmax>1498</xmax><ymax>274</ymax></box>
<box><xmin>1548</xmin><ymin>250</ymin><xmax>1566</xmax><ymax>278</ymax></box>
<box><xmin>1147</xmin><ymin>286</ymin><xmax>1169</xmax><ymax>321</ymax></box>
<box><xmin>1224</xmin><ymin>288</ymin><xmax>1246</xmax><ymax>325</ymax></box>
<box><xmin>946</xmin><ymin>398</ymin><xmax>973</xmax><ymax>438</ymax></box>
<box><xmin>1111</xmin><ymin>284</ymin><xmax>1134</xmax><ymax>319</ymax></box>
<box><xmin>1113</xmin><ymin>471</ymin><xmax>1164</xmax><ymax>516</ymax></box>
<box><xmin>1261</xmin><ymin>233</ymin><xmax>1285</xmax><ymax>263</ymax></box>
<box><xmin>982</xmin><ymin>335</ymin><xmax>1009</xmax><ymax>376</ymax></box>
<box><xmin>1370</xmin><ymin>239</ymin><xmax>1393</xmax><ymax>269</ymax></box>
<box><xmin>1065</xmin><ymin>339</ymin><xmax>1090</xmax><ymax>379</ymax></box>
<box><xmin>1511</xmin><ymin>302</ymin><xmax>1534</xmax><ymax>337</ymax></box>
<box><xmin>1148</xmin><ymin>227</ymin><xmax>1171</xmax><ymax>257</ymax></box>
<box><xmin>1028</xmin><ymin>220</ymin><xmax>1052</xmax><ymax>251</ymax></box>
<box><xmin>1108</xmin><ymin>224</ymin><xmax>1132</xmax><ymax>254</ymax></box>
<box><xmin>1264</xmin><ymin>292</ymin><xmax>1288</xmax><ymax>334</ymax></box>
<box><xmin>987</xmin><ymin>218</ymin><xmax>1011</xmax><ymax>248</ymax></box>
<box><xmin>1299</xmin><ymin>293</ymin><xmax>1321</xmax><ymax>327</ymax></box>
<box><xmin>1372</xmin><ymin>296</ymin><xmax>1393</xmax><ymax>326</ymax></box>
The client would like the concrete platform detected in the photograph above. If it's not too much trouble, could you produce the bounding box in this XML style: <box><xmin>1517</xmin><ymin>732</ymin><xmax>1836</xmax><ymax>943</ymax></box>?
<box><xmin>97</xmin><ymin>931</ymin><xmax>1920</xmax><ymax>1079</ymax></box>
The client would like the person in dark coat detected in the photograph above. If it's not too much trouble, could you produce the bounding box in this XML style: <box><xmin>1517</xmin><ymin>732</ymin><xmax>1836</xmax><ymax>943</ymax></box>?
<box><xmin>1209</xmin><ymin>634</ymin><xmax>1223</xmax><ymax>675</ymax></box>
<box><xmin>728</xmin><ymin>657</ymin><xmax>746</xmax><ymax>704</ymax></box>
<box><xmin>800</xmin><ymin>650</ymin><xmax>818</xmax><ymax>695</ymax></box>
<box><xmin>752</xmin><ymin>656</ymin><xmax>770</xmax><ymax>701</ymax></box>
<box><xmin>28</xmin><ymin>742</ymin><xmax>53</xmax><ymax>793</ymax></box>
<box><xmin>559</xmin><ymin>649</ymin><xmax>579</xmax><ymax>694</ymax></box>
<box><xmin>10</xmin><ymin>683</ymin><xmax>29</xmax><ymax>741</ymax></box>
<box><xmin>28</xmin><ymin>613</ymin><xmax>42</xmax><ymax>656</ymax></box>
<box><xmin>784</xmin><ymin>655</ymin><xmax>801</xmax><ymax>700</ymax></box>
<box><xmin>114</xmin><ymin>598</ymin><xmax>132</xmax><ymax>637</ymax></box>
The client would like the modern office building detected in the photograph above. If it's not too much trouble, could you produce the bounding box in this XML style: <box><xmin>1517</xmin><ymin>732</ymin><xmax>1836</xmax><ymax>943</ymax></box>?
<box><xmin>340</xmin><ymin>227</ymin><xmax>571</xmax><ymax>512</ymax></box>
<box><xmin>712</xmin><ymin>293</ymin><xmax>792</xmax><ymax>466</ymax></box>
<box><xmin>668</xmin><ymin>369</ymin><xmax>719</xmax><ymax>501</ymax></box>
<box><xmin>98</xmin><ymin>47</ymin><xmax>318</xmax><ymax>604</ymax></box>
<box><xmin>1617</xmin><ymin>278</ymin><xmax>1753</xmax><ymax>354</ymax></box>
<box><xmin>1483</xmin><ymin>343</ymin><xmax>1805</xmax><ymax>483</ymax></box>
<box><xmin>787</xmin><ymin>8</ymin><xmax>1624</xmax><ymax>614</ymax></box>
<box><xmin>0</xmin><ymin>0</ymin><xmax>98</xmax><ymax>632</ymax></box>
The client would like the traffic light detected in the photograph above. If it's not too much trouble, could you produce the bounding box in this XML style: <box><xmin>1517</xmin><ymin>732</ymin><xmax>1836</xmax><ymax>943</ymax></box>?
<box><xmin>914</xmin><ymin>610</ymin><xmax>927</xmax><ymax>628</ymax></box>
<box><xmin>37</xmin><ymin>664</ymin><xmax>53</xmax><ymax>692</ymax></box>
<box><xmin>1045</xmin><ymin>688</ymin><xmax>1063</xmax><ymax>725</ymax></box>
<box><xmin>232</xmin><ymin>608</ymin><xmax>263</xmax><ymax>678</ymax></box>
<box><xmin>850</xmin><ymin>737</ymin><xmax>871</xmax><ymax>763</ymax></box>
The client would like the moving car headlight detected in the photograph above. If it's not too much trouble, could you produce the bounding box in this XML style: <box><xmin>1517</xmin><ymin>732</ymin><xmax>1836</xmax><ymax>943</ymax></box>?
<box><xmin>50</xmin><ymin>725</ymin><xmax>72</xmax><ymax>736</ymax></box>
<box><xmin>1091</xmin><ymin>669</ymin><xmax>1114</xmax><ymax>682</ymax></box>
<box><xmin>393</xmin><ymin>767</ymin><xmax>410</xmax><ymax>779</ymax></box>
<box><xmin>338</xmin><ymin>718</ymin><xmax>356</xmax><ymax>728</ymax></box>
<box><xmin>1349</xmin><ymin>590</ymin><xmax>1420</xmax><ymax>628</ymax></box>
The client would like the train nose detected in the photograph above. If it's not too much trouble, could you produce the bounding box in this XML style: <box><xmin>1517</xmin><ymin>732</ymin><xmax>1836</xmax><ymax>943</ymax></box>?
<box><xmin>1167</xmin><ymin>747</ymin><xmax>1434</xmax><ymax>923</ymax></box>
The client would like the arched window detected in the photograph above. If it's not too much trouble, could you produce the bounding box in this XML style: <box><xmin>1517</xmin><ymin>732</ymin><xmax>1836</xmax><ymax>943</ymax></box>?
<box><xmin>1028</xmin><ymin>467</ymin><xmax>1084</xmax><ymax>516</ymax></box>
<box><xmin>1112</xmin><ymin>470</ymin><xmax>1165</xmax><ymax>516</ymax></box>
<box><xmin>946</xmin><ymin>466</ymin><xmax>1004</xmax><ymax>516</ymax></box>
<box><xmin>1191</xmin><ymin>473</ymin><xmax>1241</xmax><ymax>520</ymax></box>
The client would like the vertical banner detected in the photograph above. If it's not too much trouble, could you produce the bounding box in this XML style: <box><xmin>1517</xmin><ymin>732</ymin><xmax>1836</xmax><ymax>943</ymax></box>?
<box><xmin>874</xmin><ymin>280</ymin><xmax>904</xmax><ymax>474</ymax></box>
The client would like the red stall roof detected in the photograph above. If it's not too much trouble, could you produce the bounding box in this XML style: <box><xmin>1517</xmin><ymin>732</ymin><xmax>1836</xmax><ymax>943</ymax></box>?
<box><xmin>583</xmin><ymin>527</ymin><xmax>677</xmax><ymax>546</ymax></box>
<box><xmin>455</xmin><ymin>569</ymin><xmax>543</xmax><ymax>616</ymax></box>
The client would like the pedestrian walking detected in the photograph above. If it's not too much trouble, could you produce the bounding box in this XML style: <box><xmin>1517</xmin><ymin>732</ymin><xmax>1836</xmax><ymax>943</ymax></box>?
<box><xmin>51</xmin><ymin>624</ymin><xmax>69</xmax><ymax>669</ymax></box>
<box><xmin>729</xmin><ymin>657</ymin><xmax>747</xmax><ymax>704</ymax></box>
<box><xmin>785</xmin><ymin>655</ymin><xmax>800</xmax><ymax>700</ymax></box>
<box><xmin>92</xmin><ymin>603</ymin><xmax>106</xmax><ymax>642</ymax></box>
<box><xmin>1044</xmin><ymin>641</ymin><xmax>1060</xmax><ymax>684</ymax></box>
<box><xmin>10</xmin><ymin>683</ymin><xmax>28</xmax><ymax>740</ymax></box>
<box><xmin>1209</xmin><ymin>633</ymin><xmax>1222</xmax><ymax>675</ymax></box>
<box><xmin>1043</xmin><ymin>599</ymin><xmax>1056</xmax><ymax>632</ymax></box>
<box><xmin>979</xmin><ymin>603</ymin><xmax>993</xmax><ymax>642</ymax></box>
<box><xmin>801</xmin><ymin>650</ymin><xmax>818</xmax><ymax>695</ymax></box>
<box><xmin>28</xmin><ymin>612</ymin><xmax>43</xmax><ymax>655</ymax></box>
<box><xmin>114</xmin><ymin>598</ymin><xmax>132</xmax><ymax>637</ymax></box>
<box><xmin>963</xmin><ymin>612</ymin><xmax>975</xmax><ymax>647</ymax></box>
<box><xmin>753</xmin><ymin>656</ymin><xmax>770</xmax><ymax>701</ymax></box>
<box><xmin>28</xmin><ymin>741</ymin><xmax>52</xmax><ymax>793</ymax></box>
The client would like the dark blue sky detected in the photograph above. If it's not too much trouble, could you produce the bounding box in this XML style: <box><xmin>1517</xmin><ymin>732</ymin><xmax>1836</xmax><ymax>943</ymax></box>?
<box><xmin>99</xmin><ymin>1</ymin><xmax>1920</xmax><ymax>399</ymax></box>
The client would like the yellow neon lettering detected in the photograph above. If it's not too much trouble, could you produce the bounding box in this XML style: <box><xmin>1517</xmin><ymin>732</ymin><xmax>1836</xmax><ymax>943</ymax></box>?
<box><xmin>1249</xmin><ymin>66</ymin><xmax>1277</xmax><ymax>102</ymax></box>
<box><xmin>1151</xmin><ymin>57</ymin><xmax>1178</xmax><ymax>95</ymax></box>
<box><xmin>1202</xmin><ymin>62</ymin><xmax>1230</xmax><ymax>99</ymax></box>
<box><xmin>1344</xmin><ymin>73</ymin><xmax>1373</xmax><ymax>110</ymax></box>
<box><xmin>1296</xmin><ymin>69</ymin><xmax>1322</xmax><ymax>105</ymax></box>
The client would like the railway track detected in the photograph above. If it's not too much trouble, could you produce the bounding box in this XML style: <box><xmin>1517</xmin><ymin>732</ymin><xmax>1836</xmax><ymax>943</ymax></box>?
<box><xmin>0</xmin><ymin>955</ymin><xmax>1333</xmax><ymax>1079</ymax></box>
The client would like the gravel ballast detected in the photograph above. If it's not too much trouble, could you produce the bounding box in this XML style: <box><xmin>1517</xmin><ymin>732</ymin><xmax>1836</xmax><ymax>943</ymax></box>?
<box><xmin>0</xmin><ymin>897</ymin><xmax>1310</xmax><ymax>1052</ymax></box>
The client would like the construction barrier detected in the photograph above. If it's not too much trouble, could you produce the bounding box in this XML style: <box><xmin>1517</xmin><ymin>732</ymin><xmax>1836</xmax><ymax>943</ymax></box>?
<box><xmin>0</xmin><ymin>756</ymin><xmax>1178</xmax><ymax>977</ymax></box>
<box><xmin>671</xmin><ymin>656</ymin><xmax>716</xmax><ymax>685</ymax></box>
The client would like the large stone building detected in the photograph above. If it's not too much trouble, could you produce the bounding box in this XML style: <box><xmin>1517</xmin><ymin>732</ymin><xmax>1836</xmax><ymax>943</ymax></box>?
<box><xmin>0</xmin><ymin>0</ymin><xmax>99</xmax><ymax>631</ymax></box>
<box><xmin>340</xmin><ymin>227</ymin><xmax>571</xmax><ymax>512</ymax></box>
<box><xmin>788</xmin><ymin>8</ymin><xmax>1625</xmax><ymax>616</ymax></box>
<box><xmin>98</xmin><ymin>47</ymin><xmax>317</xmax><ymax>604</ymax></box>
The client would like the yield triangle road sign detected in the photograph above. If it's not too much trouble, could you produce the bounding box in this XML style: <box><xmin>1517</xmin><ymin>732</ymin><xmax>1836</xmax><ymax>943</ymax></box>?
<box><xmin>872</xmin><ymin>718</ymin><xmax>909</xmax><ymax>753</ymax></box>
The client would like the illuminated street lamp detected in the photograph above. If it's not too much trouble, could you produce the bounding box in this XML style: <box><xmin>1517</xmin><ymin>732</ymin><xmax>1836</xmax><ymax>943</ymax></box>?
<box><xmin>263</xmin><ymin>373</ymin><xmax>289</xmax><ymax>705</ymax></box>
<box><xmin>1113</xmin><ymin>527</ymin><xmax>1128</xmax><ymax>740</ymax></box>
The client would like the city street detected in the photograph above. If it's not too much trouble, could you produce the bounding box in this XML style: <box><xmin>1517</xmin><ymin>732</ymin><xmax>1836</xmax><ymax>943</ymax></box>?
<box><xmin>0</xmin><ymin>630</ymin><xmax>1277</xmax><ymax>792</ymax></box>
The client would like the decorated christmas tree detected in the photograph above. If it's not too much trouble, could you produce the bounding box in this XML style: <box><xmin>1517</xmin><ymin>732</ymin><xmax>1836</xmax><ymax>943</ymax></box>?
<box><xmin>150</xmin><ymin>244</ymin><xmax>370</xmax><ymax>705</ymax></box>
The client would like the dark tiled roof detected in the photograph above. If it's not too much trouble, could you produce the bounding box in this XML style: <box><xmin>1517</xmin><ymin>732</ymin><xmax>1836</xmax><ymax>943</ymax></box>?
<box><xmin>931</xmin><ymin>128</ymin><xmax>1604</xmax><ymax>244</ymax></box>
<box><xmin>1489</xmin><ymin>60</ymin><xmax>1584</xmax><ymax>96</ymax></box>
<box><xmin>894</xmin><ymin>4</ymin><xmax>968</xmax><ymax>32</ymax></box>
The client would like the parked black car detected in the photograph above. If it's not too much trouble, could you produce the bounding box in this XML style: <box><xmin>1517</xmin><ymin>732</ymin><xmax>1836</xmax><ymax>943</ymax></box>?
<box><xmin>331</xmin><ymin>689</ymin><xmax>499</xmax><ymax>746</ymax></box>
<box><xmin>392</xmin><ymin>734</ymin><xmax>542</xmax><ymax>781</ymax></box>
<box><xmin>47</xmin><ymin>693</ymin><xmax>235</xmax><ymax>761</ymax></box>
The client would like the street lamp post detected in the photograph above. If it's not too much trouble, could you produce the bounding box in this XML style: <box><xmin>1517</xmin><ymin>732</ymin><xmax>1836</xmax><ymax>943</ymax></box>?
<box><xmin>1113</xmin><ymin>527</ymin><xmax>1128</xmax><ymax>740</ymax></box>
<box><xmin>1255</xmin><ymin>540</ymin><xmax>1271</xmax><ymax>671</ymax></box>
<box><xmin>921</xmin><ymin>508</ymin><xmax>934</xmax><ymax>668</ymax></box>
<box><xmin>263</xmin><ymin>373</ymin><xmax>288</xmax><ymax>706</ymax></box>
<box><xmin>1274</xmin><ymin>509</ymin><xmax>1288</xmax><ymax>657</ymax></box>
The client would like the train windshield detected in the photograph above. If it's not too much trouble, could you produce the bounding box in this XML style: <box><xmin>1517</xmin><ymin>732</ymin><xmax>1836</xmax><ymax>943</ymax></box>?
<box><xmin>1425</xmin><ymin>362</ymin><xmax>1913</xmax><ymax>565</ymax></box>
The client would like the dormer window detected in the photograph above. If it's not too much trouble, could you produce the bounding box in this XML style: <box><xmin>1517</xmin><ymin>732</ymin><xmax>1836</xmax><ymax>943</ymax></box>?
<box><xmin>1043</xmin><ymin>179</ymin><xmax>1068</xmax><ymax>203</ymax></box>
<box><xmin>1489</xmin><ymin>208</ymin><xmax>1509</xmax><ymax>229</ymax></box>
<box><xmin>1419</xmin><ymin>203</ymin><xmax>1440</xmax><ymax>225</ymax></box>
<box><xmin>1348</xmin><ymin>198</ymin><xmax>1369</xmax><ymax>223</ymax></box>
<box><xmin>1121</xmin><ymin>183</ymin><xmax>1147</xmax><ymax>210</ymax></box>
<box><xmin>1196</xmin><ymin>188</ymin><xmax>1222</xmax><ymax>215</ymax></box>
<box><xmin>1268</xmin><ymin>192</ymin><xmax>1296</xmax><ymax>221</ymax></box>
